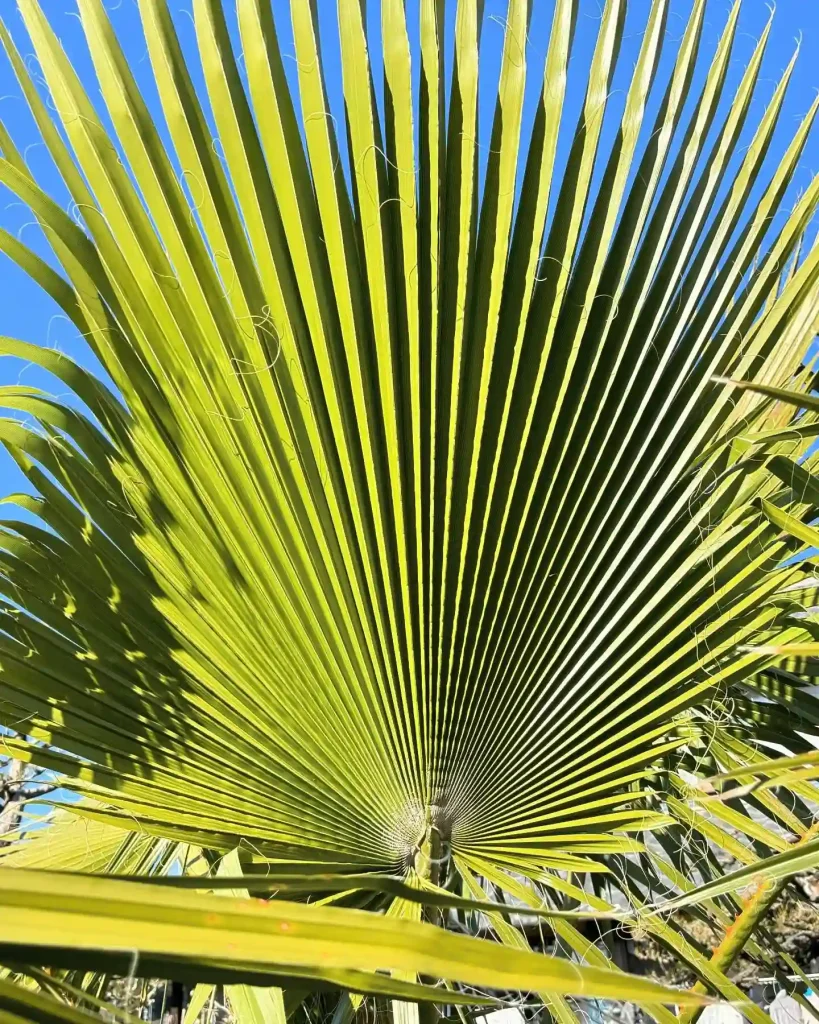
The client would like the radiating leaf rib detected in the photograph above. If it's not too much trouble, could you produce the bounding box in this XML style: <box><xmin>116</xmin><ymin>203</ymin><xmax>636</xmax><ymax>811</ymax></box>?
<box><xmin>189</xmin><ymin>1</ymin><xmax>397</xmax><ymax>787</ymax></box>
<box><xmin>495</xmin><ymin>28</ymin><xmax>798</xmax><ymax>708</ymax></box>
<box><xmin>431</xmin><ymin>0</ymin><xmax>483</xmax><ymax>770</ymax></box>
<box><xmin>287</xmin><ymin>2</ymin><xmax>412</xmax><ymax>803</ymax></box>
<box><xmin>335</xmin><ymin>0</ymin><xmax>422</xmax><ymax>804</ymax></box>
<box><xmin>236</xmin><ymin>0</ymin><xmax>399</xmax><ymax>739</ymax></box>
<box><xmin>17</xmin><ymin>0</ymin><xmax>421</xmax><ymax>843</ymax></box>
<box><xmin>450</xmin><ymin>0</ymin><xmax>575</xmax><ymax>717</ymax></box>
<box><xmin>417</xmin><ymin>0</ymin><xmax>446</xmax><ymax>769</ymax></box>
<box><xmin>381</xmin><ymin>0</ymin><xmax>425</xmax><ymax>748</ymax></box>
<box><xmin>447</xmin><ymin>0</ymin><xmax>625</xmax><ymax>763</ymax></box>
<box><xmin>443</xmin><ymin>0</ymin><xmax>529</xmax><ymax>703</ymax></box>
<box><xmin>474</xmin><ymin>0</ymin><xmax>745</xmax><ymax>679</ymax></box>
<box><xmin>450</xmin><ymin>96</ymin><xmax>818</xmax><ymax>835</ymax></box>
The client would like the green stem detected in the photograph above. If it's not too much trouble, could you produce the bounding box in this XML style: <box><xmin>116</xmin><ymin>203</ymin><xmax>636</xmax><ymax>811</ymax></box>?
<box><xmin>413</xmin><ymin>816</ymin><xmax>444</xmax><ymax>1024</ymax></box>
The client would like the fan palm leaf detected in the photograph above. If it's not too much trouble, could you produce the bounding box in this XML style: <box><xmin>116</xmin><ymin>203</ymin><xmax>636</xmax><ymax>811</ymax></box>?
<box><xmin>1</xmin><ymin>0</ymin><xmax>819</xmax><ymax>1014</ymax></box>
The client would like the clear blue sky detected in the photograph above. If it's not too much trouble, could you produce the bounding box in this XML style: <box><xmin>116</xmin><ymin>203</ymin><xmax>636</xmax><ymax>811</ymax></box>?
<box><xmin>0</xmin><ymin>0</ymin><xmax>817</xmax><ymax>505</ymax></box>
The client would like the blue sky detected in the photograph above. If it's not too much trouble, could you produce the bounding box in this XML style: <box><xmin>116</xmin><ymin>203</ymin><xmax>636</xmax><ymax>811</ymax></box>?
<box><xmin>0</xmin><ymin>0</ymin><xmax>817</xmax><ymax>497</ymax></box>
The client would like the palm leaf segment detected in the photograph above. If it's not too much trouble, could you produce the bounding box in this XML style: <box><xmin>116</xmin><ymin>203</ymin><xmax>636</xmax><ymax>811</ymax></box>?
<box><xmin>1</xmin><ymin>0</ymin><xmax>819</xmax><ymax>934</ymax></box>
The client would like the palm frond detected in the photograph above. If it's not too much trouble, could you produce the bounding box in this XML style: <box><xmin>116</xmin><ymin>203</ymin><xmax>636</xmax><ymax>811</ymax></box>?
<box><xmin>0</xmin><ymin>0</ymin><xmax>818</xmax><ymax>1011</ymax></box>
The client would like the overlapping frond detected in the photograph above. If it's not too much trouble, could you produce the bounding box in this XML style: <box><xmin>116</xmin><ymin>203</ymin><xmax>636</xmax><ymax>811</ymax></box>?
<box><xmin>1</xmin><ymin>0</ymin><xmax>819</xmax><ymax>1011</ymax></box>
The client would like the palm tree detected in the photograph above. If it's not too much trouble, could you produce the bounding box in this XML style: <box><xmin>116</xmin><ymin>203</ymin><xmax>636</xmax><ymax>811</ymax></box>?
<box><xmin>2</xmin><ymin>0</ymin><xmax>819</xmax><ymax>1019</ymax></box>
